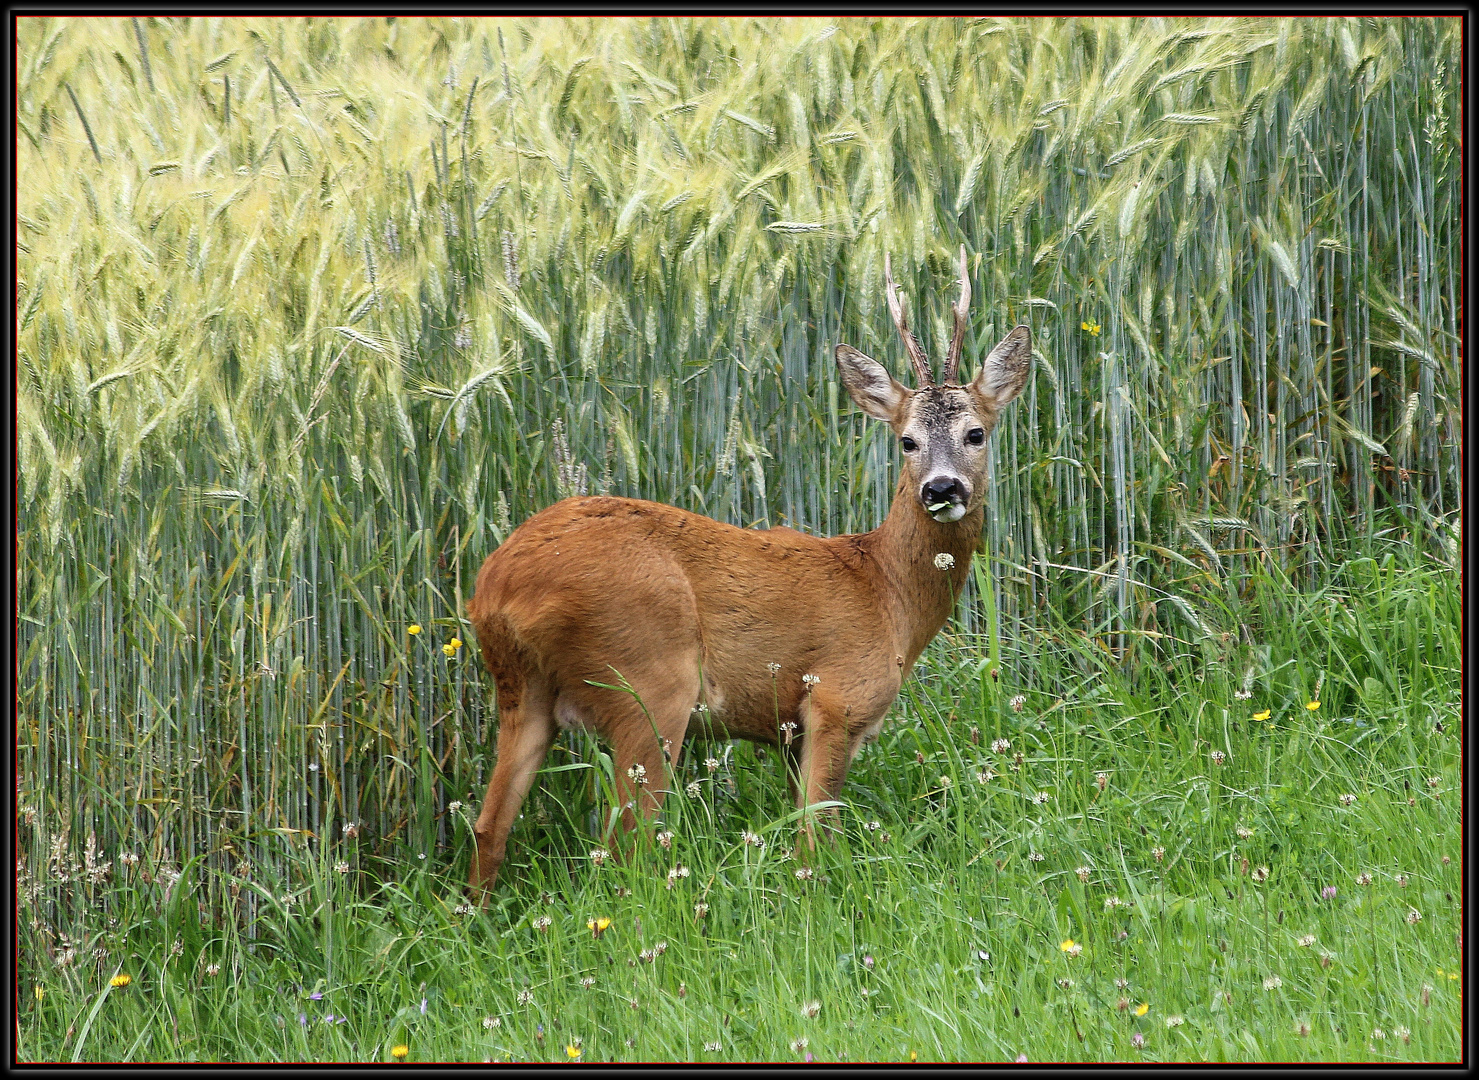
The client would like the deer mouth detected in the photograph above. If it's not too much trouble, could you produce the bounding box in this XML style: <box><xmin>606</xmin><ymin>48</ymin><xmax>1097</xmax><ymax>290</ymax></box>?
<box><xmin>925</xmin><ymin>500</ymin><xmax>968</xmax><ymax>523</ymax></box>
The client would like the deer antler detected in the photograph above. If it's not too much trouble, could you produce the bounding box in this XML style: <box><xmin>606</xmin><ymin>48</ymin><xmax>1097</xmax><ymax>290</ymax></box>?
<box><xmin>884</xmin><ymin>253</ymin><xmax>933</xmax><ymax>387</ymax></box>
<box><xmin>942</xmin><ymin>245</ymin><xmax>972</xmax><ymax>385</ymax></box>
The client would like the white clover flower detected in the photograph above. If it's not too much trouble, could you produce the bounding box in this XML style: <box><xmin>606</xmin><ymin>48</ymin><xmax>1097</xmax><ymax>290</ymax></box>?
<box><xmin>933</xmin><ymin>552</ymin><xmax>955</xmax><ymax>571</ymax></box>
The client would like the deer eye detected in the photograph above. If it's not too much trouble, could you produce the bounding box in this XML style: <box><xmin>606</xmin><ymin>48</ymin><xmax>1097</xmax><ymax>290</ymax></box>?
<box><xmin>900</xmin><ymin>436</ymin><xmax>918</xmax><ymax>452</ymax></box>
<box><xmin>966</xmin><ymin>428</ymin><xmax>986</xmax><ymax>445</ymax></box>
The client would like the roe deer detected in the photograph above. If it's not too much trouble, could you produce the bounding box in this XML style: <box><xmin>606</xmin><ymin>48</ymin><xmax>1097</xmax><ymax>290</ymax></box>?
<box><xmin>467</xmin><ymin>247</ymin><xmax>1031</xmax><ymax>896</ymax></box>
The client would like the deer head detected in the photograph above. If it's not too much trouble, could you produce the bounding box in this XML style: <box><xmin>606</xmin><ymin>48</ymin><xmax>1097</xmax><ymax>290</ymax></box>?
<box><xmin>834</xmin><ymin>246</ymin><xmax>1033</xmax><ymax>523</ymax></box>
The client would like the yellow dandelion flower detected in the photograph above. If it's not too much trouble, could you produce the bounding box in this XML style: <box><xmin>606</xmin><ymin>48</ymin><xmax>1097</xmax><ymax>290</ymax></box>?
<box><xmin>1306</xmin><ymin>700</ymin><xmax>1319</xmax><ymax>711</ymax></box>
<box><xmin>566</xmin><ymin>1044</ymin><xmax>582</xmax><ymax>1060</ymax></box>
<box><xmin>909</xmin><ymin>1051</ymin><xmax>918</xmax><ymax>1062</ymax></box>
<box><xmin>442</xmin><ymin>643</ymin><xmax>456</xmax><ymax>656</ymax></box>
<box><xmin>1060</xmin><ymin>938</ymin><xmax>1076</xmax><ymax>952</ymax></box>
<box><xmin>407</xmin><ymin>624</ymin><xmax>421</xmax><ymax>636</ymax></box>
<box><xmin>1135</xmin><ymin>1002</ymin><xmax>1149</xmax><ymax>1017</ymax></box>
<box><xmin>110</xmin><ymin>973</ymin><xmax>132</xmax><ymax>989</ymax></box>
<box><xmin>1253</xmin><ymin>709</ymin><xmax>1272</xmax><ymax>721</ymax></box>
<box><xmin>587</xmin><ymin>916</ymin><xmax>612</xmax><ymax>938</ymax></box>
<box><xmin>391</xmin><ymin>1044</ymin><xmax>409</xmax><ymax>1060</ymax></box>
<box><xmin>450</xmin><ymin>638</ymin><xmax>462</xmax><ymax>649</ymax></box>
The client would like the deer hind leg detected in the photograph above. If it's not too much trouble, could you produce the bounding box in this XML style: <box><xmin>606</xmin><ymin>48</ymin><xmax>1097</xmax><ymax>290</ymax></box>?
<box><xmin>779</xmin><ymin>741</ymin><xmax>803</xmax><ymax>807</ymax></box>
<box><xmin>587</xmin><ymin>661</ymin><xmax>700</xmax><ymax>845</ymax></box>
<box><xmin>468</xmin><ymin>662</ymin><xmax>556</xmax><ymax>901</ymax></box>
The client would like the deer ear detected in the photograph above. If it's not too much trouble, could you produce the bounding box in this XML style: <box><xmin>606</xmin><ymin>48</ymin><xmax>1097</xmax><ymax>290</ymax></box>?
<box><xmin>835</xmin><ymin>344</ymin><xmax>911</xmax><ymax>423</ymax></box>
<box><xmin>970</xmin><ymin>325</ymin><xmax>1032</xmax><ymax>407</ymax></box>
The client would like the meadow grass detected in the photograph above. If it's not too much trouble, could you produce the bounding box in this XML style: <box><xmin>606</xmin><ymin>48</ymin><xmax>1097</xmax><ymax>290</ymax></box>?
<box><xmin>18</xmin><ymin>548</ymin><xmax>1461</xmax><ymax>1062</ymax></box>
<box><xmin>16</xmin><ymin>16</ymin><xmax>1461</xmax><ymax>1062</ymax></box>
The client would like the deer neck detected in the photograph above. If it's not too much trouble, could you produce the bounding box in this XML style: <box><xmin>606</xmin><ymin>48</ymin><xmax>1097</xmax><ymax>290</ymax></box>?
<box><xmin>860</xmin><ymin>473</ymin><xmax>983</xmax><ymax>667</ymax></box>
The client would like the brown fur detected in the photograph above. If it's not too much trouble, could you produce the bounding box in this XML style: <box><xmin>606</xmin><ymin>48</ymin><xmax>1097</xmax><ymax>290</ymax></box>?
<box><xmin>466</xmin><ymin>314</ymin><xmax>1032</xmax><ymax>897</ymax></box>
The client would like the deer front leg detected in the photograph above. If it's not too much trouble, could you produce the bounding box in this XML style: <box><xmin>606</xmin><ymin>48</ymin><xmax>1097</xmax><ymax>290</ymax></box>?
<box><xmin>795</xmin><ymin>691</ymin><xmax>853</xmax><ymax>849</ymax></box>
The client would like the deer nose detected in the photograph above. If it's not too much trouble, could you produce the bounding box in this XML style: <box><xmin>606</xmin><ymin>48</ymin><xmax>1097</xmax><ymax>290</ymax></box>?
<box><xmin>921</xmin><ymin>477</ymin><xmax>963</xmax><ymax>508</ymax></box>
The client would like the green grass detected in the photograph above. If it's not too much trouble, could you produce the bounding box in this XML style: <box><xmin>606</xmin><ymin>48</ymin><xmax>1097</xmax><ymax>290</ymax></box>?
<box><xmin>15</xmin><ymin>16</ymin><xmax>1461</xmax><ymax>1062</ymax></box>
<box><xmin>17</xmin><ymin>548</ymin><xmax>1461</xmax><ymax>1062</ymax></box>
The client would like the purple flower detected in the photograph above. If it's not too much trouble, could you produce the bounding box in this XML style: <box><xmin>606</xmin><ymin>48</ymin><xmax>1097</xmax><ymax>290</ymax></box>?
<box><xmin>309</xmin><ymin>992</ymin><xmax>323</xmax><ymax>1001</ymax></box>
<box><xmin>804</xmin><ymin>1053</ymin><xmax>813</xmax><ymax>1063</ymax></box>
<box><xmin>1321</xmin><ymin>886</ymin><xmax>1338</xmax><ymax>900</ymax></box>
<box><xmin>298</xmin><ymin>1014</ymin><xmax>308</xmax><ymax>1027</ymax></box>
<box><xmin>420</xmin><ymin>998</ymin><xmax>428</xmax><ymax>1015</ymax></box>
